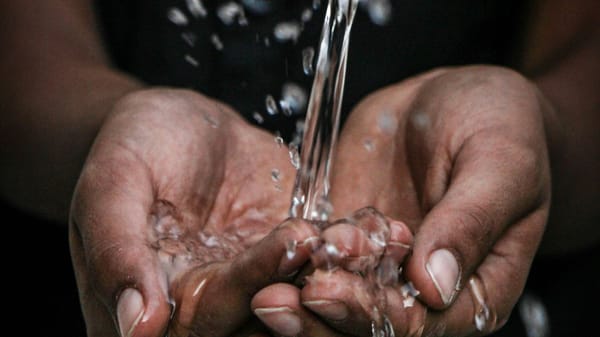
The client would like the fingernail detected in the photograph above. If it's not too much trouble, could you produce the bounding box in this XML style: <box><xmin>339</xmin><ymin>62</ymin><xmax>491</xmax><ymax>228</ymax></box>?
<box><xmin>117</xmin><ymin>288</ymin><xmax>145</xmax><ymax>337</ymax></box>
<box><xmin>426</xmin><ymin>249</ymin><xmax>460</xmax><ymax>305</ymax></box>
<box><xmin>254</xmin><ymin>307</ymin><xmax>302</xmax><ymax>336</ymax></box>
<box><xmin>303</xmin><ymin>300</ymin><xmax>349</xmax><ymax>321</ymax></box>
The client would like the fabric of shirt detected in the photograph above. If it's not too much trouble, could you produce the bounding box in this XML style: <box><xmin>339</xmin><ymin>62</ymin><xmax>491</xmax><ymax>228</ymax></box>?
<box><xmin>94</xmin><ymin>0</ymin><xmax>528</xmax><ymax>140</ymax></box>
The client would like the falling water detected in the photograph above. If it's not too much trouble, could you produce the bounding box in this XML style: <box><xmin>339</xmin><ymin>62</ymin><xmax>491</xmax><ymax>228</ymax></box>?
<box><xmin>288</xmin><ymin>0</ymin><xmax>396</xmax><ymax>336</ymax></box>
<box><xmin>289</xmin><ymin>0</ymin><xmax>358</xmax><ymax>221</ymax></box>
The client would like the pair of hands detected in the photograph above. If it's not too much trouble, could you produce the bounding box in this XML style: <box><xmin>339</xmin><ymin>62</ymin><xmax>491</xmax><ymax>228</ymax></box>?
<box><xmin>69</xmin><ymin>66</ymin><xmax>552</xmax><ymax>337</ymax></box>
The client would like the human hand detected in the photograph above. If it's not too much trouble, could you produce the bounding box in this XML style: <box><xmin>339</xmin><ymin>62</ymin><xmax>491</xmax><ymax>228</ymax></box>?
<box><xmin>251</xmin><ymin>66</ymin><xmax>552</xmax><ymax>336</ymax></box>
<box><xmin>69</xmin><ymin>89</ymin><xmax>319</xmax><ymax>337</ymax></box>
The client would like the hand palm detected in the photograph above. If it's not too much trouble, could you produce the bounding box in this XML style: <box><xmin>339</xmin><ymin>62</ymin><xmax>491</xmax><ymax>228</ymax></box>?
<box><xmin>70</xmin><ymin>89</ymin><xmax>306</xmax><ymax>337</ymax></box>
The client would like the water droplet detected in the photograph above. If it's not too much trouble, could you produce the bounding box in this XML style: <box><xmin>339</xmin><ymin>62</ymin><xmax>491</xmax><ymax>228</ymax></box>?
<box><xmin>279</xmin><ymin>99</ymin><xmax>294</xmax><ymax>116</ymax></box>
<box><xmin>264</xmin><ymin>37</ymin><xmax>271</xmax><ymax>47</ymax></box>
<box><xmin>186</xmin><ymin>0</ymin><xmax>207</xmax><ymax>18</ymax></box>
<box><xmin>242</xmin><ymin>0</ymin><xmax>273</xmax><ymax>14</ymax></box>
<box><xmin>325</xmin><ymin>242</ymin><xmax>341</xmax><ymax>256</ymax></box>
<box><xmin>273</xmin><ymin>21</ymin><xmax>302</xmax><ymax>43</ymax></box>
<box><xmin>365</xmin><ymin>0</ymin><xmax>392</xmax><ymax>26</ymax></box>
<box><xmin>271</xmin><ymin>168</ymin><xmax>281</xmax><ymax>182</ymax></box>
<box><xmin>315</xmin><ymin>196</ymin><xmax>334</xmax><ymax>221</ymax></box>
<box><xmin>289</xmin><ymin>193</ymin><xmax>305</xmax><ymax>218</ymax></box>
<box><xmin>167</xmin><ymin>7</ymin><xmax>189</xmax><ymax>26</ymax></box>
<box><xmin>238</xmin><ymin>15</ymin><xmax>249</xmax><ymax>26</ymax></box>
<box><xmin>469</xmin><ymin>276</ymin><xmax>498</xmax><ymax>332</ymax></box>
<box><xmin>211</xmin><ymin>33</ymin><xmax>224</xmax><ymax>50</ymax></box>
<box><xmin>265</xmin><ymin>95</ymin><xmax>279</xmax><ymax>115</ymax></box>
<box><xmin>364</xmin><ymin>138</ymin><xmax>375</xmax><ymax>152</ymax></box>
<box><xmin>181</xmin><ymin>32</ymin><xmax>197</xmax><ymax>47</ymax></box>
<box><xmin>252</xmin><ymin>111</ymin><xmax>265</xmax><ymax>124</ymax></box>
<box><xmin>286</xmin><ymin>239</ymin><xmax>298</xmax><ymax>260</ymax></box>
<box><xmin>275</xmin><ymin>136</ymin><xmax>285</xmax><ymax>147</ymax></box>
<box><xmin>411</xmin><ymin>112</ymin><xmax>430</xmax><ymax>130</ymax></box>
<box><xmin>281</xmin><ymin>82</ymin><xmax>308</xmax><ymax>114</ymax></box>
<box><xmin>519</xmin><ymin>293</ymin><xmax>550</xmax><ymax>337</ymax></box>
<box><xmin>301</xmin><ymin>8</ymin><xmax>314</xmax><ymax>22</ymax></box>
<box><xmin>400</xmin><ymin>282</ymin><xmax>420</xmax><ymax>298</ymax></box>
<box><xmin>289</xmin><ymin>145</ymin><xmax>301</xmax><ymax>170</ymax></box>
<box><xmin>377</xmin><ymin>111</ymin><xmax>397</xmax><ymax>135</ymax></box>
<box><xmin>203</xmin><ymin>114</ymin><xmax>219</xmax><ymax>128</ymax></box>
<box><xmin>217</xmin><ymin>2</ymin><xmax>246</xmax><ymax>26</ymax></box>
<box><xmin>184</xmin><ymin>54</ymin><xmax>199</xmax><ymax>67</ymax></box>
<box><xmin>302</xmin><ymin>47</ymin><xmax>315</xmax><ymax>75</ymax></box>
<box><xmin>313</xmin><ymin>0</ymin><xmax>322</xmax><ymax>10</ymax></box>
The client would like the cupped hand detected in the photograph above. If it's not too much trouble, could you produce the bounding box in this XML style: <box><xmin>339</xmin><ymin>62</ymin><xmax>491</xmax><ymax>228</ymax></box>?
<box><xmin>69</xmin><ymin>88</ymin><xmax>319</xmax><ymax>337</ymax></box>
<box><xmin>252</xmin><ymin>66</ymin><xmax>553</xmax><ymax>336</ymax></box>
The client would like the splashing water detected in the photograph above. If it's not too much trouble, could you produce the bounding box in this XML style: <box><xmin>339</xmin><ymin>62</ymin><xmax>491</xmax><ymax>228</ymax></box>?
<box><xmin>288</xmin><ymin>0</ymin><xmax>397</xmax><ymax>335</ymax></box>
<box><xmin>302</xmin><ymin>47</ymin><xmax>316</xmax><ymax>75</ymax></box>
<box><xmin>217</xmin><ymin>1</ymin><xmax>247</xmax><ymax>26</ymax></box>
<box><xmin>186</xmin><ymin>0</ymin><xmax>207</xmax><ymax>18</ymax></box>
<box><xmin>167</xmin><ymin>7</ymin><xmax>189</xmax><ymax>26</ymax></box>
<box><xmin>273</xmin><ymin>21</ymin><xmax>303</xmax><ymax>43</ymax></box>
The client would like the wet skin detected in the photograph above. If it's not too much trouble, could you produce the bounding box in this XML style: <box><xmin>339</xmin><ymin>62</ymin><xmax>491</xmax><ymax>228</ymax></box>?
<box><xmin>71</xmin><ymin>65</ymin><xmax>551</xmax><ymax>337</ymax></box>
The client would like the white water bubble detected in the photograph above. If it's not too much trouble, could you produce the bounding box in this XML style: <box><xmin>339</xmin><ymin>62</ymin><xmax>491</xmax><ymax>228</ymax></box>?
<box><xmin>271</xmin><ymin>168</ymin><xmax>281</xmax><ymax>182</ymax></box>
<box><xmin>281</xmin><ymin>82</ymin><xmax>308</xmax><ymax>115</ymax></box>
<box><xmin>401</xmin><ymin>282</ymin><xmax>421</xmax><ymax>298</ymax></box>
<box><xmin>184</xmin><ymin>54</ymin><xmax>199</xmax><ymax>67</ymax></box>
<box><xmin>203</xmin><ymin>113</ymin><xmax>219</xmax><ymax>128</ymax></box>
<box><xmin>519</xmin><ymin>293</ymin><xmax>550</xmax><ymax>337</ymax></box>
<box><xmin>315</xmin><ymin>197</ymin><xmax>334</xmax><ymax>221</ymax></box>
<box><xmin>289</xmin><ymin>144</ymin><xmax>301</xmax><ymax>170</ymax></box>
<box><xmin>217</xmin><ymin>2</ymin><xmax>246</xmax><ymax>26</ymax></box>
<box><xmin>186</xmin><ymin>0</ymin><xmax>208</xmax><ymax>18</ymax></box>
<box><xmin>403</xmin><ymin>296</ymin><xmax>416</xmax><ymax>308</ymax></box>
<box><xmin>302</xmin><ymin>47</ymin><xmax>316</xmax><ymax>75</ymax></box>
<box><xmin>377</xmin><ymin>111</ymin><xmax>397</xmax><ymax>135</ymax></box>
<box><xmin>167</xmin><ymin>7</ymin><xmax>189</xmax><ymax>26</ymax></box>
<box><xmin>325</xmin><ymin>242</ymin><xmax>341</xmax><ymax>256</ymax></box>
<box><xmin>363</xmin><ymin>138</ymin><xmax>375</xmax><ymax>152</ymax></box>
<box><xmin>411</xmin><ymin>111</ymin><xmax>430</xmax><ymax>130</ymax></box>
<box><xmin>279</xmin><ymin>99</ymin><xmax>293</xmax><ymax>116</ymax></box>
<box><xmin>363</xmin><ymin>0</ymin><xmax>392</xmax><ymax>26</ymax></box>
<box><xmin>211</xmin><ymin>33</ymin><xmax>224</xmax><ymax>50</ymax></box>
<box><xmin>181</xmin><ymin>32</ymin><xmax>197</xmax><ymax>47</ymax></box>
<box><xmin>273</xmin><ymin>21</ymin><xmax>302</xmax><ymax>43</ymax></box>
<box><xmin>301</xmin><ymin>8</ymin><xmax>314</xmax><ymax>22</ymax></box>
<box><xmin>252</xmin><ymin>111</ymin><xmax>265</xmax><ymax>124</ymax></box>
<box><xmin>275</xmin><ymin>136</ymin><xmax>285</xmax><ymax>147</ymax></box>
<box><xmin>296</xmin><ymin>119</ymin><xmax>306</xmax><ymax>135</ymax></box>
<box><xmin>313</xmin><ymin>0</ymin><xmax>322</xmax><ymax>10</ymax></box>
<box><xmin>290</xmin><ymin>193</ymin><xmax>306</xmax><ymax>218</ymax></box>
<box><xmin>265</xmin><ymin>95</ymin><xmax>279</xmax><ymax>115</ymax></box>
<box><xmin>286</xmin><ymin>239</ymin><xmax>298</xmax><ymax>260</ymax></box>
<box><xmin>242</xmin><ymin>0</ymin><xmax>273</xmax><ymax>14</ymax></box>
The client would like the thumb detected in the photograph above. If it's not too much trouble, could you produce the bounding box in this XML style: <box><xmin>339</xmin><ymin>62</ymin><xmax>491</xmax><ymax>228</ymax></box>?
<box><xmin>168</xmin><ymin>218</ymin><xmax>319</xmax><ymax>337</ymax></box>
<box><xmin>70</xmin><ymin>158</ymin><xmax>171</xmax><ymax>337</ymax></box>
<box><xmin>404</xmin><ymin>135</ymin><xmax>549</xmax><ymax>310</ymax></box>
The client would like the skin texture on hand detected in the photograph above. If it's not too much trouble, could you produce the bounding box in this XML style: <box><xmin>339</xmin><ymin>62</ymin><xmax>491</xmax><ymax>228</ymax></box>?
<box><xmin>69</xmin><ymin>88</ymin><xmax>320</xmax><ymax>337</ymax></box>
<box><xmin>251</xmin><ymin>65</ymin><xmax>552</xmax><ymax>337</ymax></box>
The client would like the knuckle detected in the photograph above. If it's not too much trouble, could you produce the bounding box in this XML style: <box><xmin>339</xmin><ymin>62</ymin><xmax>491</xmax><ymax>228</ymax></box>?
<box><xmin>458</xmin><ymin>204</ymin><xmax>495</xmax><ymax>250</ymax></box>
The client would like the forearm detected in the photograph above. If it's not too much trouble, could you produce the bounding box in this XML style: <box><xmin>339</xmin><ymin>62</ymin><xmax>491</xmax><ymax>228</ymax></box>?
<box><xmin>535</xmin><ymin>33</ymin><xmax>600</xmax><ymax>255</ymax></box>
<box><xmin>520</xmin><ymin>0</ymin><xmax>600</xmax><ymax>254</ymax></box>
<box><xmin>0</xmin><ymin>1</ymin><xmax>143</xmax><ymax>222</ymax></box>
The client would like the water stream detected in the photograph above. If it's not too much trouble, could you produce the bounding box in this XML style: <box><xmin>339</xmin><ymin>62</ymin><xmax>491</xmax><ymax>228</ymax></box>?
<box><xmin>289</xmin><ymin>0</ymin><xmax>358</xmax><ymax>221</ymax></box>
<box><xmin>289</xmin><ymin>1</ymin><xmax>396</xmax><ymax>335</ymax></box>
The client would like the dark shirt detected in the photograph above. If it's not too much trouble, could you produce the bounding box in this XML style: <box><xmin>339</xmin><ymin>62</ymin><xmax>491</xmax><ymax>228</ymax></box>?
<box><xmin>94</xmin><ymin>0</ymin><xmax>527</xmax><ymax>139</ymax></box>
<box><xmin>9</xmin><ymin>2</ymin><xmax>597</xmax><ymax>336</ymax></box>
